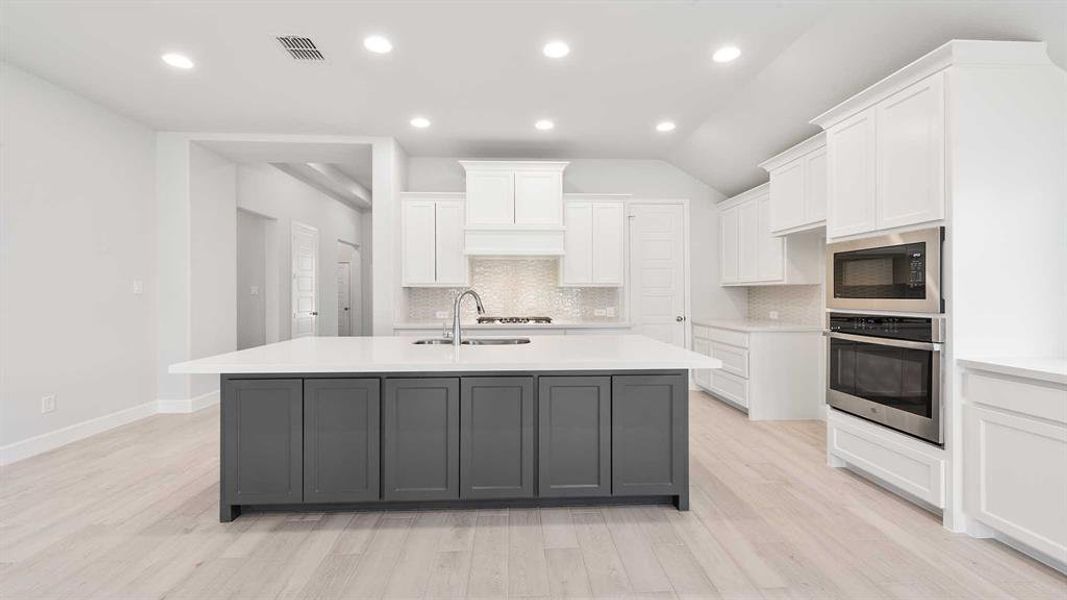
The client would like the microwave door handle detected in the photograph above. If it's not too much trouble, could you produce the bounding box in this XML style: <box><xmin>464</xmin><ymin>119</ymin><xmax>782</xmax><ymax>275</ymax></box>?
<box><xmin>827</xmin><ymin>332</ymin><xmax>942</xmax><ymax>352</ymax></box>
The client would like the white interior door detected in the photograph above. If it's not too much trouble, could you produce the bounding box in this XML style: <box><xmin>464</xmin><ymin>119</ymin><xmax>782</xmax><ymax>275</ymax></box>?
<box><xmin>291</xmin><ymin>222</ymin><xmax>319</xmax><ymax>338</ymax></box>
<box><xmin>629</xmin><ymin>203</ymin><xmax>687</xmax><ymax>347</ymax></box>
<box><xmin>336</xmin><ymin>262</ymin><xmax>351</xmax><ymax>336</ymax></box>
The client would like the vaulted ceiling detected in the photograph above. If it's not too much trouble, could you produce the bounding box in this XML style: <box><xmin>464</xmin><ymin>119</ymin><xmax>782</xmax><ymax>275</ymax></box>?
<box><xmin>2</xmin><ymin>1</ymin><xmax>1063</xmax><ymax>197</ymax></box>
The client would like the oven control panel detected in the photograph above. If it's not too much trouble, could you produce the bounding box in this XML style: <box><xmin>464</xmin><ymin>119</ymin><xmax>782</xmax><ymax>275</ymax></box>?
<box><xmin>828</xmin><ymin>313</ymin><xmax>941</xmax><ymax>343</ymax></box>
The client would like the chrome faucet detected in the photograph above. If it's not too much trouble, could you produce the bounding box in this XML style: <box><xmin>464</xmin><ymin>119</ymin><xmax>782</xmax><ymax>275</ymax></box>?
<box><xmin>451</xmin><ymin>289</ymin><xmax>486</xmax><ymax>346</ymax></box>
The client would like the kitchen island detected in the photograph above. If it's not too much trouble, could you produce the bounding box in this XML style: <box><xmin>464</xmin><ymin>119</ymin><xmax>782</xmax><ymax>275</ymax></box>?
<box><xmin>170</xmin><ymin>334</ymin><xmax>720</xmax><ymax>521</ymax></box>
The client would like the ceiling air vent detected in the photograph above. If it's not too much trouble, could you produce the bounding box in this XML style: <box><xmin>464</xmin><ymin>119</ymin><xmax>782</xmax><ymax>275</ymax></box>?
<box><xmin>276</xmin><ymin>36</ymin><xmax>325</xmax><ymax>61</ymax></box>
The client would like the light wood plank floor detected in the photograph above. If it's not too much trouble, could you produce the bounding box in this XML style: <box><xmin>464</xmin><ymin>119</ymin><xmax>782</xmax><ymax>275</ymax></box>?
<box><xmin>2</xmin><ymin>391</ymin><xmax>1064</xmax><ymax>599</ymax></box>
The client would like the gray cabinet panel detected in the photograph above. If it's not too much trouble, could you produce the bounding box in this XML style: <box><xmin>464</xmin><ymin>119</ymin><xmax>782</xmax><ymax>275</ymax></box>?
<box><xmin>461</xmin><ymin>377</ymin><xmax>535</xmax><ymax>499</ymax></box>
<box><xmin>222</xmin><ymin>378</ymin><xmax>303</xmax><ymax>505</ymax></box>
<box><xmin>382</xmin><ymin>378</ymin><xmax>460</xmax><ymax>501</ymax></box>
<box><xmin>538</xmin><ymin>376</ymin><xmax>611</xmax><ymax>497</ymax></box>
<box><xmin>611</xmin><ymin>374</ymin><xmax>687</xmax><ymax>496</ymax></box>
<box><xmin>303</xmin><ymin>379</ymin><xmax>381</xmax><ymax>503</ymax></box>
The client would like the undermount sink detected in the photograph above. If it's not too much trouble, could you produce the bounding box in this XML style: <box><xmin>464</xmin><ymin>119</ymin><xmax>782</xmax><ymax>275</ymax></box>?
<box><xmin>413</xmin><ymin>337</ymin><xmax>531</xmax><ymax>345</ymax></box>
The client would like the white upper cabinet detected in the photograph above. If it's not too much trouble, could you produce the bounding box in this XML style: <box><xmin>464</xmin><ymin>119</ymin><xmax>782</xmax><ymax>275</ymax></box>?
<box><xmin>560</xmin><ymin>194</ymin><xmax>626</xmax><ymax>287</ymax></box>
<box><xmin>815</xmin><ymin>71</ymin><xmax>946</xmax><ymax>239</ymax></box>
<box><xmin>400</xmin><ymin>193</ymin><xmax>469</xmax><ymax>287</ymax></box>
<box><xmin>876</xmin><ymin>73</ymin><xmax>945</xmax><ymax>229</ymax></box>
<box><xmin>401</xmin><ymin>199</ymin><xmax>436</xmax><ymax>286</ymax></box>
<box><xmin>759</xmin><ymin>132</ymin><xmax>827</xmax><ymax>235</ymax></box>
<box><xmin>720</xmin><ymin>205</ymin><xmax>740</xmax><ymax>284</ymax></box>
<box><xmin>806</xmin><ymin>148</ymin><xmax>828</xmax><ymax>223</ymax></box>
<box><xmin>719</xmin><ymin>184</ymin><xmax>821</xmax><ymax>287</ymax></box>
<box><xmin>756</xmin><ymin>195</ymin><xmax>784</xmax><ymax>281</ymax></box>
<box><xmin>460</xmin><ymin>161</ymin><xmax>569</xmax><ymax>255</ymax></box>
<box><xmin>434</xmin><ymin>199</ymin><xmax>467</xmax><ymax>285</ymax></box>
<box><xmin>826</xmin><ymin>107</ymin><xmax>878</xmax><ymax>238</ymax></box>
<box><xmin>737</xmin><ymin>200</ymin><xmax>759</xmax><ymax>282</ymax></box>
<box><xmin>464</xmin><ymin>170</ymin><xmax>514</xmax><ymax>227</ymax></box>
<box><xmin>514</xmin><ymin>170</ymin><xmax>563</xmax><ymax>225</ymax></box>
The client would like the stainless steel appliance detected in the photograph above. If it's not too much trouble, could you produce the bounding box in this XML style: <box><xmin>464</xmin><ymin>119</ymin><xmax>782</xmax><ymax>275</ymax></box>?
<box><xmin>826</xmin><ymin>312</ymin><xmax>944</xmax><ymax>445</ymax></box>
<box><xmin>476</xmin><ymin>316</ymin><xmax>553</xmax><ymax>324</ymax></box>
<box><xmin>827</xmin><ymin>227</ymin><xmax>943</xmax><ymax>313</ymax></box>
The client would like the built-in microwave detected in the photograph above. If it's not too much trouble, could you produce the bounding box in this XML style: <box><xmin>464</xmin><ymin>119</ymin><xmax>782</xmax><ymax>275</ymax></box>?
<box><xmin>826</xmin><ymin>227</ymin><xmax>943</xmax><ymax>314</ymax></box>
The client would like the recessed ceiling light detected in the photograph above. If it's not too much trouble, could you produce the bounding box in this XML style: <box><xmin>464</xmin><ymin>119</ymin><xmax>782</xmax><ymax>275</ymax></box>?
<box><xmin>363</xmin><ymin>35</ymin><xmax>393</xmax><ymax>54</ymax></box>
<box><xmin>535</xmin><ymin>119</ymin><xmax>555</xmax><ymax>131</ymax></box>
<box><xmin>712</xmin><ymin>46</ymin><xmax>741</xmax><ymax>63</ymax></box>
<box><xmin>656</xmin><ymin>121</ymin><xmax>677</xmax><ymax>133</ymax></box>
<box><xmin>542</xmin><ymin>40</ymin><xmax>570</xmax><ymax>59</ymax></box>
<box><xmin>161</xmin><ymin>52</ymin><xmax>194</xmax><ymax>70</ymax></box>
<box><xmin>410</xmin><ymin>116</ymin><xmax>431</xmax><ymax>128</ymax></box>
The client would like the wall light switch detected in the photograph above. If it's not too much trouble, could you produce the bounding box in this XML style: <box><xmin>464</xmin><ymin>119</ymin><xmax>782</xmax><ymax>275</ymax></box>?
<box><xmin>41</xmin><ymin>394</ymin><xmax>56</xmax><ymax>414</ymax></box>
<box><xmin>769</xmin><ymin>311</ymin><xmax>780</xmax><ymax>321</ymax></box>
<box><xmin>250</xmin><ymin>286</ymin><xmax>259</xmax><ymax>296</ymax></box>
<box><xmin>131</xmin><ymin>280</ymin><xmax>144</xmax><ymax>295</ymax></box>
<box><xmin>435</xmin><ymin>311</ymin><xmax>450</xmax><ymax>320</ymax></box>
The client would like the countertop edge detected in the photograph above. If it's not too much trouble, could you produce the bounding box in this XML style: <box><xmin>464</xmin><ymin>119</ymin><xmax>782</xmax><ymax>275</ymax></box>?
<box><xmin>392</xmin><ymin>322</ymin><xmax>632</xmax><ymax>330</ymax></box>
<box><xmin>171</xmin><ymin>360</ymin><xmax>722</xmax><ymax>375</ymax></box>
<box><xmin>958</xmin><ymin>358</ymin><xmax>1067</xmax><ymax>386</ymax></box>
<box><xmin>691</xmin><ymin>319</ymin><xmax>824</xmax><ymax>333</ymax></box>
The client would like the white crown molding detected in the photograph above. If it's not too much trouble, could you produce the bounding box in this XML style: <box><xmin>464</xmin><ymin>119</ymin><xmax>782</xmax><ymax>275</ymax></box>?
<box><xmin>810</xmin><ymin>40</ymin><xmax>1053</xmax><ymax>130</ymax></box>
<box><xmin>759</xmin><ymin>132</ymin><xmax>826</xmax><ymax>172</ymax></box>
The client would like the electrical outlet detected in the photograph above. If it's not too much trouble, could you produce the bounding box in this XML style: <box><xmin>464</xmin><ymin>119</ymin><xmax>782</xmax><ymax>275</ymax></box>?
<box><xmin>435</xmin><ymin>310</ymin><xmax>450</xmax><ymax>320</ymax></box>
<box><xmin>594</xmin><ymin>308</ymin><xmax>607</xmax><ymax>317</ymax></box>
<box><xmin>605</xmin><ymin>307</ymin><xmax>616</xmax><ymax>317</ymax></box>
<box><xmin>131</xmin><ymin>280</ymin><xmax>144</xmax><ymax>295</ymax></box>
<box><xmin>41</xmin><ymin>394</ymin><xmax>56</xmax><ymax>414</ymax></box>
<box><xmin>769</xmin><ymin>311</ymin><xmax>780</xmax><ymax>320</ymax></box>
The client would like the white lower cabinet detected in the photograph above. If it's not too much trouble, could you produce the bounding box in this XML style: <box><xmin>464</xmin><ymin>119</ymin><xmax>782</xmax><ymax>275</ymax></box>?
<box><xmin>692</xmin><ymin>323</ymin><xmax>821</xmax><ymax>420</ymax></box>
<box><xmin>962</xmin><ymin>368</ymin><xmax>1067</xmax><ymax>563</ymax></box>
<box><xmin>827</xmin><ymin>408</ymin><xmax>946</xmax><ymax>508</ymax></box>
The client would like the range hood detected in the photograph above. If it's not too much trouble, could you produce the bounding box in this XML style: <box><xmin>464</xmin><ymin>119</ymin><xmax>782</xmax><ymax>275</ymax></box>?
<box><xmin>460</xmin><ymin>160</ymin><xmax>569</xmax><ymax>256</ymax></box>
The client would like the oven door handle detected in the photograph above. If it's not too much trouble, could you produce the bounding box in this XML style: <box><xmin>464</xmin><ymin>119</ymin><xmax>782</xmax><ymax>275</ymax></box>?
<box><xmin>826</xmin><ymin>331</ymin><xmax>942</xmax><ymax>352</ymax></box>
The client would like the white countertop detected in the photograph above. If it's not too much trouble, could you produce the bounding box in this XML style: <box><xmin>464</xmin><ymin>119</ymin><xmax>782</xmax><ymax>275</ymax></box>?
<box><xmin>958</xmin><ymin>357</ymin><xmax>1067</xmax><ymax>386</ymax></box>
<box><xmin>393</xmin><ymin>321</ymin><xmax>631</xmax><ymax>331</ymax></box>
<box><xmin>170</xmin><ymin>334</ymin><xmax>720</xmax><ymax>374</ymax></box>
<box><xmin>692</xmin><ymin>319</ymin><xmax>823</xmax><ymax>333</ymax></box>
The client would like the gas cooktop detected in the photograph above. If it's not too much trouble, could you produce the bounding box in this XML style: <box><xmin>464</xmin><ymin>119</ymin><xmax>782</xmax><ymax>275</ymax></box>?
<box><xmin>476</xmin><ymin>316</ymin><xmax>553</xmax><ymax>324</ymax></box>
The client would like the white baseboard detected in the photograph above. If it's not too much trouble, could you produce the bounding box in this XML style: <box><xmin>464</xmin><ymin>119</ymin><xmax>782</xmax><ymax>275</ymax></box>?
<box><xmin>157</xmin><ymin>389</ymin><xmax>220</xmax><ymax>414</ymax></box>
<box><xmin>0</xmin><ymin>389</ymin><xmax>221</xmax><ymax>466</ymax></box>
<box><xmin>0</xmin><ymin>400</ymin><xmax>158</xmax><ymax>466</ymax></box>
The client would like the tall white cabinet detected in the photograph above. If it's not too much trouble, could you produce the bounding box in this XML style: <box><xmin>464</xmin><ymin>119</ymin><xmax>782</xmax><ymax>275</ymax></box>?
<box><xmin>400</xmin><ymin>192</ymin><xmax>469</xmax><ymax>287</ymax></box>
<box><xmin>719</xmin><ymin>184</ymin><xmax>821</xmax><ymax>286</ymax></box>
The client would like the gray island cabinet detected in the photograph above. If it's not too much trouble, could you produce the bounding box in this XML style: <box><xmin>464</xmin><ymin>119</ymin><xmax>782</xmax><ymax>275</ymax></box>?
<box><xmin>169</xmin><ymin>335</ymin><xmax>718</xmax><ymax>522</ymax></box>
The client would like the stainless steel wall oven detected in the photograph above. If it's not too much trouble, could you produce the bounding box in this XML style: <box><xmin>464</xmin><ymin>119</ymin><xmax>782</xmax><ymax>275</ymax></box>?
<box><xmin>826</xmin><ymin>313</ymin><xmax>943</xmax><ymax>445</ymax></box>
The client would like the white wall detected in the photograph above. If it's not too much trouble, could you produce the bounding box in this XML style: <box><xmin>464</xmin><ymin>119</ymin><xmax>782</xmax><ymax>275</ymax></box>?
<box><xmin>405</xmin><ymin>157</ymin><xmax>748</xmax><ymax>324</ymax></box>
<box><xmin>236</xmin><ymin>164</ymin><xmax>363</xmax><ymax>341</ymax></box>
<box><xmin>0</xmin><ymin>63</ymin><xmax>156</xmax><ymax>449</ymax></box>
<box><xmin>236</xmin><ymin>209</ymin><xmax>268</xmax><ymax>349</ymax></box>
<box><xmin>188</xmin><ymin>144</ymin><xmax>237</xmax><ymax>397</ymax></box>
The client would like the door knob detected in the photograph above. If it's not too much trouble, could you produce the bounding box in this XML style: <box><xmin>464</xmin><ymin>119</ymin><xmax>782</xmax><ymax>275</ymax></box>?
<box><xmin>311</xmin><ymin>311</ymin><xmax>319</xmax><ymax>316</ymax></box>
<box><xmin>676</xmin><ymin>316</ymin><xmax>685</xmax><ymax>322</ymax></box>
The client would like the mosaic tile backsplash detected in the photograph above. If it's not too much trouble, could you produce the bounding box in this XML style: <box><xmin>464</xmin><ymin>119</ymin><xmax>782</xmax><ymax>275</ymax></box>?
<box><xmin>747</xmin><ymin>284</ymin><xmax>824</xmax><ymax>326</ymax></box>
<box><xmin>405</xmin><ymin>258</ymin><xmax>622</xmax><ymax>322</ymax></box>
